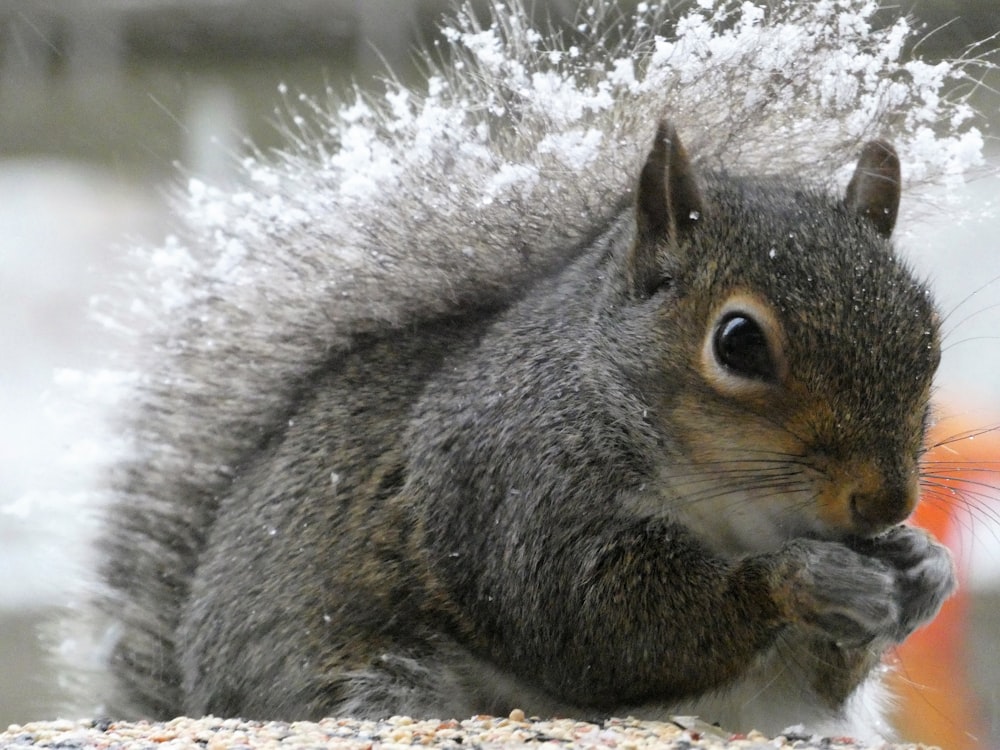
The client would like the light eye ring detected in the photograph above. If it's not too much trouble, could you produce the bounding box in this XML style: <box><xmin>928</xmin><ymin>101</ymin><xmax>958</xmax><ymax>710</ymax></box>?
<box><xmin>701</xmin><ymin>293</ymin><xmax>787</xmax><ymax>395</ymax></box>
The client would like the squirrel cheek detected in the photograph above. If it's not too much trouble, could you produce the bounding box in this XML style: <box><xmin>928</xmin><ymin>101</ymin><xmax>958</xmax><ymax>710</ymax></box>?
<box><xmin>816</xmin><ymin>460</ymin><xmax>919</xmax><ymax>536</ymax></box>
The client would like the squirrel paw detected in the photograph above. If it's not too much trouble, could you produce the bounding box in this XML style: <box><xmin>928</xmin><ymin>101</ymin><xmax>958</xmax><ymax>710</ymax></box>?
<box><xmin>775</xmin><ymin>528</ymin><xmax>956</xmax><ymax>648</ymax></box>
<box><xmin>776</xmin><ymin>539</ymin><xmax>900</xmax><ymax>647</ymax></box>
<box><xmin>848</xmin><ymin>525</ymin><xmax>957</xmax><ymax>642</ymax></box>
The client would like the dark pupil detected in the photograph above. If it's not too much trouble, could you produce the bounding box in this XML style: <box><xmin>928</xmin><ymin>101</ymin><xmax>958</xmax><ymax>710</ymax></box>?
<box><xmin>713</xmin><ymin>313</ymin><xmax>775</xmax><ymax>381</ymax></box>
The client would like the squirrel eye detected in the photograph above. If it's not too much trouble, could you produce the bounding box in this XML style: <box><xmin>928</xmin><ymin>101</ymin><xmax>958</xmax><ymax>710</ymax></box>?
<box><xmin>712</xmin><ymin>312</ymin><xmax>777</xmax><ymax>382</ymax></box>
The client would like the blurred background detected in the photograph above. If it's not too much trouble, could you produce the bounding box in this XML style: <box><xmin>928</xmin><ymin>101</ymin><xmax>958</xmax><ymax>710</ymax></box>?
<box><xmin>0</xmin><ymin>1</ymin><xmax>998</xmax><ymax>748</ymax></box>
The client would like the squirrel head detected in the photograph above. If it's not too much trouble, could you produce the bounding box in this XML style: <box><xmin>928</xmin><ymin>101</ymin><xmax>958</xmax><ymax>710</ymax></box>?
<box><xmin>613</xmin><ymin>122</ymin><xmax>940</xmax><ymax>552</ymax></box>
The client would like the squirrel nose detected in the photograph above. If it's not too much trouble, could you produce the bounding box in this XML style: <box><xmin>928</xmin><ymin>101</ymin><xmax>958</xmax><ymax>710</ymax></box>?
<box><xmin>849</xmin><ymin>482</ymin><xmax>916</xmax><ymax>534</ymax></box>
<box><xmin>819</xmin><ymin>459</ymin><xmax>919</xmax><ymax>536</ymax></box>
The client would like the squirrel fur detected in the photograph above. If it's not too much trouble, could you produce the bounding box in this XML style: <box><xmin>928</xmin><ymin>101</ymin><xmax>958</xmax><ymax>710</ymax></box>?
<box><xmin>88</xmin><ymin>0</ymin><xmax>979</xmax><ymax>741</ymax></box>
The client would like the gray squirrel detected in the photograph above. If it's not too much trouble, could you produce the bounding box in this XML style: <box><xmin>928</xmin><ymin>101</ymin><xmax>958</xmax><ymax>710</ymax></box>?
<box><xmin>89</xmin><ymin>0</ymin><xmax>978</xmax><ymax>741</ymax></box>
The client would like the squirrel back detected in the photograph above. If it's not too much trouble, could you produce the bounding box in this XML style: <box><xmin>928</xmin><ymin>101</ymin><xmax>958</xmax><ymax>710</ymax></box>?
<box><xmin>87</xmin><ymin>0</ymin><xmax>982</xmax><ymax>737</ymax></box>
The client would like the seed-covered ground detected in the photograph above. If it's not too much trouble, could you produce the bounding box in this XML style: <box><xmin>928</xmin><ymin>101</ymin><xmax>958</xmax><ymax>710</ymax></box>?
<box><xmin>0</xmin><ymin>714</ymin><xmax>938</xmax><ymax>750</ymax></box>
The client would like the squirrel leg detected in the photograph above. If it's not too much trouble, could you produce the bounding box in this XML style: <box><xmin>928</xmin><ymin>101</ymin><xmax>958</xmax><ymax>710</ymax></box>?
<box><xmin>324</xmin><ymin>650</ymin><xmax>479</xmax><ymax>719</ymax></box>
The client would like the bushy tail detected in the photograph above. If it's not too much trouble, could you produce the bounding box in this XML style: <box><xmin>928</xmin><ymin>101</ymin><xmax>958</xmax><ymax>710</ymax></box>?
<box><xmin>83</xmin><ymin>0</ymin><xmax>988</xmax><ymax>717</ymax></box>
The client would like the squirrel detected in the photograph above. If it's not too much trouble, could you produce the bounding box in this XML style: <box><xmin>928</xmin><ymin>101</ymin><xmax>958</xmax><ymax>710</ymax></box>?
<box><xmin>86</xmin><ymin>0</ymin><xmax>977</xmax><ymax>742</ymax></box>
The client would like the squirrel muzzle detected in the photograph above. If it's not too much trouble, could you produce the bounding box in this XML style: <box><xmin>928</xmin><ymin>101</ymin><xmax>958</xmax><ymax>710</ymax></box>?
<box><xmin>818</xmin><ymin>457</ymin><xmax>918</xmax><ymax>536</ymax></box>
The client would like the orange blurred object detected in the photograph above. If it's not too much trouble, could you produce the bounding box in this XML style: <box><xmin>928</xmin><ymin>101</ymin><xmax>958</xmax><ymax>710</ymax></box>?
<box><xmin>890</xmin><ymin>418</ymin><xmax>1000</xmax><ymax>750</ymax></box>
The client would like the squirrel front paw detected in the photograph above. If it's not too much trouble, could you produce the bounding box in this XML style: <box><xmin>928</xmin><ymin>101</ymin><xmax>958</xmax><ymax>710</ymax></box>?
<box><xmin>848</xmin><ymin>525</ymin><xmax>957</xmax><ymax>642</ymax></box>
<box><xmin>773</xmin><ymin>528</ymin><xmax>956</xmax><ymax>647</ymax></box>
<box><xmin>774</xmin><ymin>539</ymin><xmax>900</xmax><ymax>647</ymax></box>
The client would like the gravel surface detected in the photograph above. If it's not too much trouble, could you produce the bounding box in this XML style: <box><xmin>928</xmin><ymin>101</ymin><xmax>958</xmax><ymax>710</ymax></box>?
<box><xmin>0</xmin><ymin>714</ymin><xmax>938</xmax><ymax>750</ymax></box>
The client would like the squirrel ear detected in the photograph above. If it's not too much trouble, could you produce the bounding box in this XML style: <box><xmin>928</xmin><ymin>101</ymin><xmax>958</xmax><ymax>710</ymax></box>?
<box><xmin>628</xmin><ymin>121</ymin><xmax>703</xmax><ymax>297</ymax></box>
<box><xmin>845</xmin><ymin>139</ymin><xmax>901</xmax><ymax>238</ymax></box>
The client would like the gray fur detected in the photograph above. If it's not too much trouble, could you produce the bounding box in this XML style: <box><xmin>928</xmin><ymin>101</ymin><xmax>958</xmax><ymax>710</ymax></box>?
<box><xmin>88</xmin><ymin>0</ymin><xmax>973</xmax><ymax>736</ymax></box>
